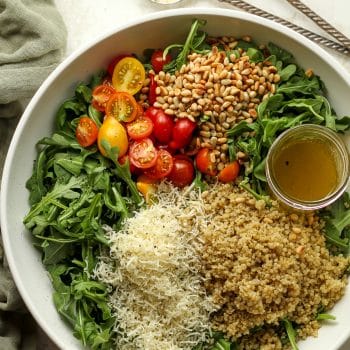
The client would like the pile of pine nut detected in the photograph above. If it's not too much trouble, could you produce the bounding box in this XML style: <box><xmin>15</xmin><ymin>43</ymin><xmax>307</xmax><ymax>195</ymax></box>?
<box><xmin>140</xmin><ymin>36</ymin><xmax>280</xmax><ymax>171</ymax></box>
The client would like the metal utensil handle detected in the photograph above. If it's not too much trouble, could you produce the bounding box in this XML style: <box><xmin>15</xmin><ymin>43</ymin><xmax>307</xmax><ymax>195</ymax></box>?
<box><xmin>286</xmin><ymin>0</ymin><xmax>350</xmax><ymax>49</ymax></box>
<box><xmin>218</xmin><ymin>0</ymin><xmax>350</xmax><ymax>56</ymax></box>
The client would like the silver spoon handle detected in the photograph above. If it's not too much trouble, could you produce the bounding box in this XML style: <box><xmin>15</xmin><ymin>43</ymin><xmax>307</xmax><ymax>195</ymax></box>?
<box><xmin>218</xmin><ymin>0</ymin><xmax>350</xmax><ymax>57</ymax></box>
<box><xmin>286</xmin><ymin>0</ymin><xmax>350</xmax><ymax>49</ymax></box>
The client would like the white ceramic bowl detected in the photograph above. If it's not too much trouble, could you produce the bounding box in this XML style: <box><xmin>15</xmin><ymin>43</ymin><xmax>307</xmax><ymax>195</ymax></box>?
<box><xmin>1</xmin><ymin>8</ymin><xmax>350</xmax><ymax>350</ymax></box>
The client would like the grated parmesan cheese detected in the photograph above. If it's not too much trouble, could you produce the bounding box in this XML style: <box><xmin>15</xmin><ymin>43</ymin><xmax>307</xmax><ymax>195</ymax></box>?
<box><xmin>94</xmin><ymin>183</ymin><xmax>215</xmax><ymax>350</ymax></box>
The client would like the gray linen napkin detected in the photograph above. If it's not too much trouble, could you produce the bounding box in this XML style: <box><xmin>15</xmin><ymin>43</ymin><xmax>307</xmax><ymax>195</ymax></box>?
<box><xmin>0</xmin><ymin>0</ymin><xmax>67</xmax><ymax>349</ymax></box>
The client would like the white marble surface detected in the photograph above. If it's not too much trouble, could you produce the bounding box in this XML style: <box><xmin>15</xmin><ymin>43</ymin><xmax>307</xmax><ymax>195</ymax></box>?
<box><xmin>38</xmin><ymin>1</ymin><xmax>350</xmax><ymax>349</ymax></box>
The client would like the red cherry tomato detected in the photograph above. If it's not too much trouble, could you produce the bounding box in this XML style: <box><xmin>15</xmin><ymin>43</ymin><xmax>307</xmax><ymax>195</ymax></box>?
<box><xmin>126</xmin><ymin>115</ymin><xmax>154</xmax><ymax>140</ymax></box>
<box><xmin>91</xmin><ymin>84</ymin><xmax>116</xmax><ymax>112</ymax></box>
<box><xmin>195</xmin><ymin>148</ymin><xmax>217</xmax><ymax>176</ymax></box>
<box><xmin>167</xmin><ymin>156</ymin><xmax>195</xmax><ymax>188</ymax></box>
<box><xmin>107</xmin><ymin>54</ymin><xmax>131</xmax><ymax>76</ymax></box>
<box><xmin>218</xmin><ymin>161</ymin><xmax>240</xmax><ymax>183</ymax></box>
<box><xmin>76</xmin><ymin>116</ymin><xmax>99</xmax><ymax>147</ymax></box>
<box><xmin>148</xmin><ymin>73</ymin><xmax>157</xmax><ymax>106</ymax></box>
<box><xmin>129</xmin><ymin>138</ymin><xmax>158</xmax><ymax>169</ymax></box>
<box><xmin>151</xmin><ymin>109</ymin><xmax>174</xmax><ymax>144</ymax></box>
<box><xmin>144</xmin><ymin>149</ymin><xmax>174</xmax><ymax>180</ymax></box>
<box><xmin>157</xmin><ymin>143</ymin><xmax>177</xmax><ymax>155</ymax></box>
<box><xmin>145</xmin><ymin>106</ymin><xmax>161</xmax><ymax>120</ymax></box>
<box><xmin>172</xmin><ymin>118</ymin><xmax>196</xmax><ymax>148</ymax></box>
<box><xmin>151</xmin><ymin>50</ymin><xmax>172</xmax><ymax>73</ymax></box>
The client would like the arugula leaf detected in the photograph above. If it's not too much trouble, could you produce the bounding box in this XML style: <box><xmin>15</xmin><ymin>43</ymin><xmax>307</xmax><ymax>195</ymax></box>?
<box><xmin>26</xmin><ymin>149</ymin><xmax>48</xmax><ymax>205</ymax></box>
<box><xmin>49</xmin><ymin>265</ymin><xmax>114</xmax><ymax>349</ymax></box>
<box><xmin>163</xmin><ymin>19</ymin><xmax>209</xmax><ymax>73</ymax></box>
<box><xmin>282</xmin><ymin>319</ymin><xmax>299</xmax><ymax>350</ymax></box>
<box><xmin>246</xmin><ymin>47</ymin><xmax>264</xmax><ymax>63</ymax></box>
<box><xmin>279</xmin><ymin>64</ymin><xmax>297</xmax><ymax>81</ymax></box>
<box><xmin>267</xmin><ymin>42</ymin><xmax>294</xmax><ymax>64</ymax></box>
<box><xmin>320</xmin><ymin>192</ymin><xmax>350</xmax><ymax>254</ymax></box>
<box><xmin>193</xmin><ymin>168</ymin><xmax>207</xmax><ymax>192</ymax></box>
<box><xmin>316</xmin><ymin>313</ymin><xmax>336</xmax><ymax>321</ymax></box>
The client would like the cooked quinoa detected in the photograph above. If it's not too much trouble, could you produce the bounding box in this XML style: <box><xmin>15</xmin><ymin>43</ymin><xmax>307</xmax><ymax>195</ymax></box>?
<box><xmin>199</xmin><ymin>183</ymin><xmax>350</xmax><ymax>349</ymax></box>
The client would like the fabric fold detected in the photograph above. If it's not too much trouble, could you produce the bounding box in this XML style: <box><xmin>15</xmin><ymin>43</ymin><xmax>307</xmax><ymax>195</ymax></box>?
<box><xmin>0</xmin><ymin>0</ymin><xmax>67</xmax><ymax>349</ymax></box>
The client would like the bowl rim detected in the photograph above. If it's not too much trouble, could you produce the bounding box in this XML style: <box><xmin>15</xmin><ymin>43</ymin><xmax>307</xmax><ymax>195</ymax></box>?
<box><xmin>2</xmin><ymin>6</ymin><xmax>350</xmax><ymax>350</ymax></box>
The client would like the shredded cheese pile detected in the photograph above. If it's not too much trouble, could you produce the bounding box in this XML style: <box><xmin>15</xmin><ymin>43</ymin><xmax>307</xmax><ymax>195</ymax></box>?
<box><xmin>94</xmin><ymin>184</ymin><xmax>214</xmax><ymax>350</ymax></box>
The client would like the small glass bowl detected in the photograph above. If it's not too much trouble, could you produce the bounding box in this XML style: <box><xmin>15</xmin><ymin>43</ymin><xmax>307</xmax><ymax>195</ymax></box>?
<box><xmin>266</xmin><ymin>124</ymin><xmax>350</xmax><ymax>211</ymax></box>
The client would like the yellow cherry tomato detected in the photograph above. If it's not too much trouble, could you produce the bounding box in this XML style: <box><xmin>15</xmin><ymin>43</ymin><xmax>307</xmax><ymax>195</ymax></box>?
<box><xmin>112</xmin><ymin>57</ymin><xmax>145</xmax><ymax>95</ymax></box>
<box><xmin>105</xmin><ymin>91</ymin><xmax>138</xmax><ymax>123</ymax></box>
<box><xmin>136</xmin><ymin>174</ymin><xmax>157</xmax><ymax>204</ymax></box>
<box><xmin>98</xmin><ymin>116</ymin><xmax>128</xmax><ymax>158</ymax></box>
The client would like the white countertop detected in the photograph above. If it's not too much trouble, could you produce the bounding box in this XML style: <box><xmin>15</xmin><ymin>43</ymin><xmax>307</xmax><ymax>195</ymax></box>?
<box><xmin>41</xmin><ymin>1</ymin><xmax>350</xmax><ymax>349</ymax></box>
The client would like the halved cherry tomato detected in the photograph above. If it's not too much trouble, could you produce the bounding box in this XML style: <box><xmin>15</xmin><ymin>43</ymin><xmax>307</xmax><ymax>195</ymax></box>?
<box><xmin>151</xmin><ymin>109</ymin><xmax>174</xmax><ymax>144</ymax></box>
<box><xmin>102</xmin><ymin>76</ymin><xmax>113</xmax><ymax>87</ymax></box>
<box><xmin>106</xmin><ymin>92</ymin><xmax>138</xmax><ymax>123</ymax></box>
<box><xmin>151</xmin><ymin>50</ymin><xmax>172</xmax><ymax>73</ymax></box>
<box><xmin>112</xmin><ymin>57</ymin><xmax>145</xmax><ymax>95</ymax></box>
<box><xmin>97</xmin><ymin>116</ymin><xmax>128</xmax><ymax>157</ymax></box>
<box><xmin>76</xmin><ymin>116</ymin><xmax>99</xmax><ymax>147</ymax></box>
<box><xmin>195</xmin><ymin>148</ymin><xmax>217</xmax><ymax>176</ymax></box>
<box><xmin>136</xmin><ymin>174</ymin><xmax>157</xmax><ymax>203</ymax></box>
<box><xmin>218</xmin><ymin>161</ymin><xmax>240</xmax><ymax>183</ymax></box>
<box><xmin>91</xmin><ymin>84</ymin><xmax>115</xmax><ymax>112</ymax></box>
<box><xmin>144</xmin><ymin>149</ymin><xmax>173</xmax><ymax>180</ymax></box>
<box><xmin>148</xmin><ymin>73</ymin><xmax>157</xmax><ymax>106</ymax></box>
<box><xmin>167</xmin><ymin>156</ymin><xmax>195</xmax><ymax>187</ymax></box>
<box><xmin>172</xmin><ymin>118</ymin><xmax>197</xmax><ymax>148</ymax></box>
<box><xmin>107</xmin><ymin>54</ymin><xmax>131</xmax><ymax>76</ymax></box>
<box><xmin>126</xmin><ymin>115</ymin><xmax>154</xmax><ymax>140</ymax></box>
<box><xmin>129</xmin><ymin>138</ymin><xmax>158</xmax><ymax>169</ymax></box>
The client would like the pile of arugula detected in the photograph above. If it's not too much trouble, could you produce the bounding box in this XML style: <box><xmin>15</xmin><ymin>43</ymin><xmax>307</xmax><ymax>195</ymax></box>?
<box><xmin>23</xmin><ymin>73</ymin><xmax>142</xmax><ymax>349</ymax></box>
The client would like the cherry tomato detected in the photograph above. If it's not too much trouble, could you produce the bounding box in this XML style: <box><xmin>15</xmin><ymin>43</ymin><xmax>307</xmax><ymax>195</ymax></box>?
<box><xmin>151</xmin><ymin>109</ymin><xmax>174</xmax><ymax>144</ymax></box>
<box><xmin>195</xmin><ymin>148</ymin><xmax>217</xmax><ymax>176</ymax></box>
<box><xmin>112</xmin><ymin>57</ymin><xmax>145</xmax><ymax>95</ymax></box>
<box><xmin>129</xmin><ymin>138</ymin><xmax>158</xmax><ymax>169</ymax></box>
<box><xmin>145</xmin><ymin>106</ymin><xmax>161</xmax><ymax>120</ymax></box>
<box><xmin>148</xmin><ymin>73</ymin><xmax>157</xmax><ymax>106</ymax></box>
<box><xmin>151</xmin><ymin>50</ymin><xmax>172</xmax><ymax>73</ymax></box>
<box><xmin>172</xmin><ymin>118</ymin><xmax>197</xmax><ymax>148</ymax></box>
<box><xmin>106</xmin><ymin>92</ymin><xmax>138</xmax><ymax>123</ymax></box>
<box><xmin>97</xmin><ymin>116</ymin><xmax>128</xmax><ymax>158</ymax></box>
<box><xmin>91</xmin><ymin>84</ymin><xmax>115</xmax><ymax>112</ymax></box>
<box><xmin>76</xmin><ymin>116</ymin><xmax>99</xmax><ymax>147</ymax></box>
<box><xmin>136</xmin><ymin>174</ymin><xmax>157</xmax><ymax>203</ymax></box>
<box><xmin>167</xmin><ymin>156</ymin><xmax>195</xmax><ymax>188</ymax></box>
<box><xmin>218</xmin><ymin>161</ymin><xmax>240</xmax><ymax>183</ymax></box>
<box><xmin>126</xmin><ymin>115</ymin><xmax>154</xmax><ymax>140</ymax></box>
<box><xmin>102</xmin><ymin>77</ymin><xmax>113</xmax><ymax>87</ymax></box>
<box><xmin>107</xmin><ymin>54</ymin><xmax>131</xmax><ymax>76</ymax></box>
<box><xmin>144</xmin><ymin>149</ymin><xmax>174</xmax><ymax>180</ymax></box>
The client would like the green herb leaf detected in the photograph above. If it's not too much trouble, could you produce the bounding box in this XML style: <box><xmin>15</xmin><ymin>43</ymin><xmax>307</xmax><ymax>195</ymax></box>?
<box><xmin>282</xmin><ymin>319</ymin><xmax>299</xmax><ymax>350</ymax></box>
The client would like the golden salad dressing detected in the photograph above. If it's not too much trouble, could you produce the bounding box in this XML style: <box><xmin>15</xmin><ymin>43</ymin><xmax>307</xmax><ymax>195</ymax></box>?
<box><xmin>272</xmin><ymin>139</ymin><xmax>338</xmax><ymax>201</ymax></box>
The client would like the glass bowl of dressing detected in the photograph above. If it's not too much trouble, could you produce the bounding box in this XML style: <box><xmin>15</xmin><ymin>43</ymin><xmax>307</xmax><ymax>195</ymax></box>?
<box><xmin>266</xmin><ymin>124</ymin><xmax>350</xmax><ymax>210</ymax></box>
